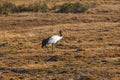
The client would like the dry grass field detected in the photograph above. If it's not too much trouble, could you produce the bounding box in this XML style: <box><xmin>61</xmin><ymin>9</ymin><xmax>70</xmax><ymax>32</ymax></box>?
<box><xmin>0</xmin><ymin>0</ymin><xmax>120</xmax><ymax>80</ymax></box>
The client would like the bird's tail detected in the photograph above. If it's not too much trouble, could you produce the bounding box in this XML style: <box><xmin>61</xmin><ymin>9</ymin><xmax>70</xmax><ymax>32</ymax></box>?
<box><xmin>41</xmin><ymin>39</ymin><xmax>47</xmax><ymax>48</ymax></box>
<box><xmin>41</xmin><ymin>41</ymin><xmax>46</xmax><ymax>48</ymax></box>
<box><xmin>41</xmin><ymin>44</ymin><xmax>44</xmax><ymax>48</ymax></box>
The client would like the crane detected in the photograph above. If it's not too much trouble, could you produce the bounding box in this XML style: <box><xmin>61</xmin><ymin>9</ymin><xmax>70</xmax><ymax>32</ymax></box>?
<box><xmin>41</xmin><ymin>30</ymin><xmax>63</xmax><ymax>52</ymax></box>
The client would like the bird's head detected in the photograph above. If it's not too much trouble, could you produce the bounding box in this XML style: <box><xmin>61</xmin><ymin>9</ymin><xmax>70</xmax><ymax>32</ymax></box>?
<box><xmin>59</xmin><ymin>29</ymin><xmax>63</xmax><ymax>36</ymax></box>
<box><xmin>59</xmin><ymin>29</ymin><xmax>63</xmax><ymax>33</ymax></box>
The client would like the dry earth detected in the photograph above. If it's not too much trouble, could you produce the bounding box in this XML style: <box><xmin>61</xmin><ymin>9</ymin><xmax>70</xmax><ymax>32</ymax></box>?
<box><xmin>0</xmin><ymin>0</ymin><xmax>120</xmax><ymax>80</ymax></box>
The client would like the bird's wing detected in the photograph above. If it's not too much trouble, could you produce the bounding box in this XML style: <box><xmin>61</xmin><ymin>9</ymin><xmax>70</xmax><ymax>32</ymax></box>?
<box><xmin>48</xmin><ymin>35</ymin><xmax>62</xmax><ymax>44</ymax></box>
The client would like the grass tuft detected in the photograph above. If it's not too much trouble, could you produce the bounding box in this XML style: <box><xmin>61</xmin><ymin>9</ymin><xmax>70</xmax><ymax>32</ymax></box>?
<box><xmin>0</xmin><ymin>1</ymin><xmax>49</xmax><ymax>14</ymax></box>
<box><xmin>0</xmin><ymin>1</ymin><xmax>89</xmax><ymax>14</ymax></box>
<box><xmin>0</xmin><ymin>1</ymin><xmax>16</xmax><ymax>14</ymax></box>
<box><xmin>58</xmin><ymin>2</ymin><xmax>89</xmax><ymax>13</ymax></box>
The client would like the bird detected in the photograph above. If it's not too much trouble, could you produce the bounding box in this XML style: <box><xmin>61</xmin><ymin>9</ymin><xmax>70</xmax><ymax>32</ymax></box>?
<box><xmin>41</xmin><ymin>30</ymin><xmax>63</xmax><ymax>52</ymax></box>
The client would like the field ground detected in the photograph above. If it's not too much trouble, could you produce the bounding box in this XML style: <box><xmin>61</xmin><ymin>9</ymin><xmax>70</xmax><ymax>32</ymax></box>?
<box><xmin>0</xmin><ymin>0</ymin><xmax>120</xmax><ymax>80</ymax></box>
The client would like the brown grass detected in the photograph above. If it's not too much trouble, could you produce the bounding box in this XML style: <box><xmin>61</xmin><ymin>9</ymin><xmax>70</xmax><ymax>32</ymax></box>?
<box><xmin>0</xmin><ymin>0</ymin><xmax>120</xmax><ymax>80</ymax></box>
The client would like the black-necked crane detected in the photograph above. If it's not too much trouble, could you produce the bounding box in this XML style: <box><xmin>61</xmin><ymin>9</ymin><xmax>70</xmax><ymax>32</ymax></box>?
<box><xmin>41</xmin><ymin>30</ymin><xmax>63</xmax><ymax>52</ymax></box>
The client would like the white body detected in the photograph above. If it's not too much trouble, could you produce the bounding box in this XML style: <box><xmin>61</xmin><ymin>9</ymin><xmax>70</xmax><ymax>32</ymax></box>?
<box><xmin>48</xmin><ymin>35</ymin><xmax>62</xmax><ymax>44</ymax></box>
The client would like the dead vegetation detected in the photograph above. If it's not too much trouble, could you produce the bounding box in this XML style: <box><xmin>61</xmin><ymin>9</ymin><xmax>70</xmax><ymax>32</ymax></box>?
<box><xmin>0</xmin><ymin>0</ymin><xmax>120</xmax><ymax>80</ymax></box>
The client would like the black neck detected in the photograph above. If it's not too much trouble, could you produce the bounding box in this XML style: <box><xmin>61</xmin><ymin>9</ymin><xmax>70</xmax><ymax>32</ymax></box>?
<box><xmin>59</xmin><ymin>31</ymin><xmax>62</xmax><ymax>36</ymax></box>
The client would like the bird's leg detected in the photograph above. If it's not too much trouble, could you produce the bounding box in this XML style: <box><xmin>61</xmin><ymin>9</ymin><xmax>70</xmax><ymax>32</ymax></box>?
<box><xmin>54</xmin><ymin>44</ymin><xmax>56</xmax><ymax>52</ymax></box>
<box><xmin>45</xmin><ymin>46</ymin><xmax>49</xmax><ymax>52</ymax></box>
<box><xmin>52</xmin><ymin>43</ymin><xmax>54</xmax><ymax>53</ymax></box>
